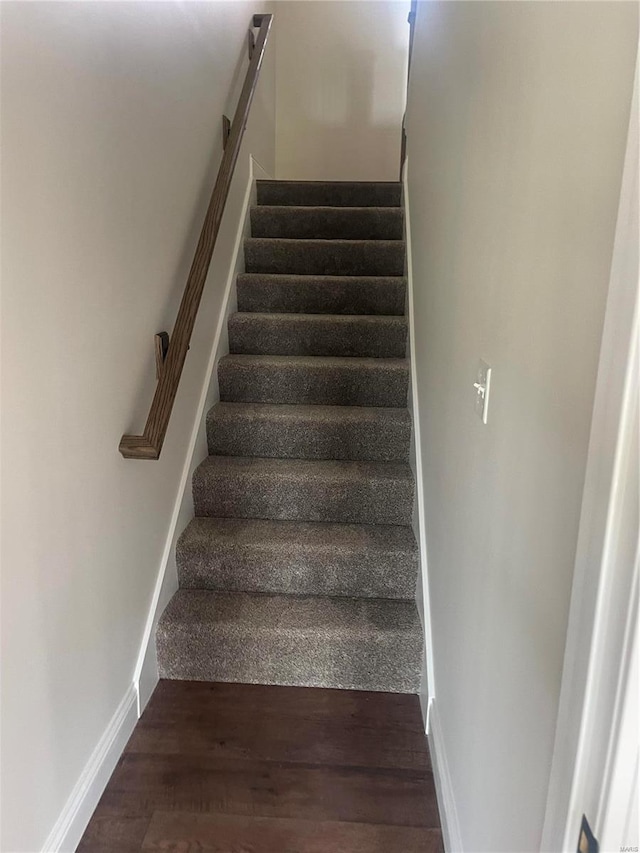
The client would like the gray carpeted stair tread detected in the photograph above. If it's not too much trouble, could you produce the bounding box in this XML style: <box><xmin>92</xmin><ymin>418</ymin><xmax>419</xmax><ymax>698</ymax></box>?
<box><xmin>250</xmin><ymin>205</ymin><xmax>403</xmax><ymax>240</ymax></box>
<box><xmin>192</xmin><ymin>456</ymin><xmax>414</xmax><ymax>526</ymax></box>
<box><xmin>256</xmin><ymin>180</ymin><xmax>402</xmax><ymax>208</ymax></box>
<box><xmin>245</xmin><ymin>238</ymin><xmax>405</xmax><ymax>276</ymax></box>
<box><xmin>206</xmin><ymin>402</ymin><xmax>411</xmax><ymax>461</ymax></box>
<box><xmin>228</xmin><ymin>312</ymin><xmax>407</xmax><ymax>358</ymax></box>
<box><xmin>218</xmin><ymin>354</ymin><xmax>409</xmax><ymax>407</ymax></box>
<box><xmin>236</xmin><ymin>274</ymin><xmax>406</xmax><ymax>316</ymax></box>
<box><xmin>177</xmin><ymin>517</ymin><xmax>419</xmax><ymax>599</ymax></box>
<box><xmin>157</xmin><ymin>179</ymin><xmax>420</xmax><ymax>694</ymax></box>
<box><xmin>156</xmin><ymin>589</ymin><xmax>422</xmax><ymax>692</ymax></box>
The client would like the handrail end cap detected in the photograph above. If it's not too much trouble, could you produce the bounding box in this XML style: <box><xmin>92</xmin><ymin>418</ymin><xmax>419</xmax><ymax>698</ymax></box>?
<box><xmin>119</xmin><ymin>434</ymin><xmax>160</xmax><ymax>460</ymax></box>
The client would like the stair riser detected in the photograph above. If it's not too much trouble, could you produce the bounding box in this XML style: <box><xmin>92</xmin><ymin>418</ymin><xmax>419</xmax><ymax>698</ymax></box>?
<box><xmin>236</xmin><ymin>275</ymin><xmax>406</xmax><ymax>316</ymax></box>
<box><xmin>250</xmin><ymin>206</ymin><xmax>403</xmax><ymax>240</ymax></box>
<box><xmin>157</xmin><ymin>623</ymin><xmax>421</xmax><ymax>693</ymax></box>
<box><xmin>206</xmin><ymin>409</ymin><xmax>410</xmax><ymax>462</ymax></box>
<box><xmin>256</xmin><ymin>181</ymin><xmax>402</xmax><ymax>208</ymax></box>
<box><xmin>218</xmin><ymin>357</ymin><xmax>409</xmax><ymax>407</ymax></box>
<box><xmin>192</xmin><ymin>466</ymin><xmax>414</xmax><ymax>525</ymax></box>
<box><xmin>228</xmin><ymin>314</ymin><xmax>407</xmax><ymax>358</ymax></box>
<box><xmin>177</xmin><ymin>538</ymin><xmax>418</xmax><ymax>599</ymax></box>
<box><xmin>245</xmin><ymin>239</ymin><xmax>405</xmax><ymax>276</ymax></box>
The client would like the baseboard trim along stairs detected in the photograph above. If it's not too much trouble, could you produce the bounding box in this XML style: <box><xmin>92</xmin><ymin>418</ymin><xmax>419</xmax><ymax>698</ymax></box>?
<box><xmin>41</xmin><ymin>685</ymin><xmax>138</xmax><ymax>853</ymax></box>
<box><xmin>155</xmin><ymin>180</ymin><xmax>424</xmax><ymax>694</ymax></box>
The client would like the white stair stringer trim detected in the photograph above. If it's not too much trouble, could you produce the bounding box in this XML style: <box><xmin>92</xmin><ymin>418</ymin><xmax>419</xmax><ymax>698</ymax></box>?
<box><xmin>403</xmin><ymin>157</ymin><xmax>436</xmax><ymax>733</ymax></box>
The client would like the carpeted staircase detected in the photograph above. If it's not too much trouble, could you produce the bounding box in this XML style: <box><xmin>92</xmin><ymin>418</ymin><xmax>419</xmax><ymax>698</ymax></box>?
<box><xmin>156</xmin><ymin>180</ymin><xmax>423</xmax><ymax>693</ymax></box>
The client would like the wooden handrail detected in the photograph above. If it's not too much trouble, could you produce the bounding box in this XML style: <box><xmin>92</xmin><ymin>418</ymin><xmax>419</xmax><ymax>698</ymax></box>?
<box><xmin>119</xmin><ymin>13</ymin><xmax>273</xmax><ymax>459</ymax></box>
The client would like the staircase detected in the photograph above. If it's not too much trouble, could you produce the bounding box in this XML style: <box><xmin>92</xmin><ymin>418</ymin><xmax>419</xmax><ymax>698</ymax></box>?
<box><xmin>156</xmin><ymin>180</ymin><xmax>423</xmax><ymax>694</ymax></box>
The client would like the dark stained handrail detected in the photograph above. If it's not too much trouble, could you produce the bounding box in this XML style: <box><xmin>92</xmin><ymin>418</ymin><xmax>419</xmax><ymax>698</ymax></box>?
<box><xmin>120</xmin><ymin>13</ymin><xmax>273</xmax><ymax>459</ymax></box>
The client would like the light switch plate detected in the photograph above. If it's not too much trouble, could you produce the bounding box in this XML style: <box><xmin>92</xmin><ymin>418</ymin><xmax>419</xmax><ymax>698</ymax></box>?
<box><xmin>474</xmin><ymin>360</ymin><xmax>492</xmax><ymax>424</ymax></box>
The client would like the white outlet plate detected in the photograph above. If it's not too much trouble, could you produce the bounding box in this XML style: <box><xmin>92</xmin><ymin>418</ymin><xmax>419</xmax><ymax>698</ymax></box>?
<box><xmin>474</xmin><ymin>360</ymin><xmax>492</xmax><ymax>424</ymax></box>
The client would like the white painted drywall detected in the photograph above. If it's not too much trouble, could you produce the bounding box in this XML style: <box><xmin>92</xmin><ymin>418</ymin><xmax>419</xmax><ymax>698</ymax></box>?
<box><xmin>274</xmin><ymin>0</ymin><xmax>409</xmax><ymax>181</ymax></box>
<box><xmin>0</xmin><ymin>3</ymin><xmax>274</xmax><ymax>851</ymax></box>
<box><xmin>404</xmin><ymin>2</ymin><xmax>638</xmax><ymax>850</ymax></box>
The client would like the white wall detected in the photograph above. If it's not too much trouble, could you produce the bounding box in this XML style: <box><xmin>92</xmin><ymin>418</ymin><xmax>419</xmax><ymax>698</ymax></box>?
<box><xmin>0</xmin><ymin>3</ymin><xmax>274</xmax><ymax>851</ymax></box>
<box><xmin>404</xmin><ymin>2</ymin><xmax>637</xmax><ymax>851</ymax></box>
<box><xmin>274</xmin><ymin>0</ymin><xmax>409</xmax><ymax>181</ymax></box>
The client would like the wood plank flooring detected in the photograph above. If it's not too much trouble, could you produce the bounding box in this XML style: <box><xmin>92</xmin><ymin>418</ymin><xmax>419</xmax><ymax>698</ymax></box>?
<box><xmin>77</xmin><ymin>680</ymin><xmax>443</xmax><ymax>852</ymax></box>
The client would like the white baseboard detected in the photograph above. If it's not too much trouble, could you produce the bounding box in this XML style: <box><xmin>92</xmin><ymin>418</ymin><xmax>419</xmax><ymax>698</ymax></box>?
<box><xmin>132</xmin><ymin>154</ymin><xmax>263</xmax><ymax>716</ymax></box>
<box><xmin>41</xmin><ymin>685</ymin><xmax>137</xmax><ymax>853</ymax></box>
<box><xmin>429</xmin><ymin>701</ymin><xmax>463</xmax><ymax>853</ymax></box>
<box><xmin>402</xmin><ymin>158</ymin><xmax>436</xmax><ymax>734</ymax></box>
<box><xmin>418</xmin><ymin>655</ymin><xmax>431</xmax><ymax>728</ymax></box>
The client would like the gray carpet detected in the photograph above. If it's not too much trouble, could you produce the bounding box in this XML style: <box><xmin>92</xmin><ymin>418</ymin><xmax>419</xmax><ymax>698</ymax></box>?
<box><xmin>157</xmin><ymin>180</ymin><xmax>423</xmax><ymax>693</ymax></box>
<box><xmin>255</xmin><ymin>180</ymin><xmax>402</xmax><ymax>207</ymax></box>
<box><xmin>228</xmin><ymin>312</ymin><xmax>407</xmax><ymax>358</ymax></box>
<box><xmin>218</xmin><ymin>354</ymin><xmax>410</xmax><ymax>407</ymax></box>
<box><xmin>250</xmin><ymin>205</ymin><xmax>404</xmax><ymax>239</ymax></box>
<box><xmin>244</xmin><ymin>238</ymin><xmax>406</xmax><ymax>276</ymax></box>
<box><xmin>177</xmin><ymin>518</ymin><xmax>419</xmax><ymax>599</ymax></box>
<box><xmin>206</xmin><ymin>403</ymin><xmax>411</xmax><ymax>461</ymax></box>
<box><xmin>236</xmin><ymin>273</ymin><xmax>407</xmax><ymax>315</ymax></box>
<box><xmin>157</xmin><ymin>590</ymin><xmax>422</xmax><ymax>693</ymax></box>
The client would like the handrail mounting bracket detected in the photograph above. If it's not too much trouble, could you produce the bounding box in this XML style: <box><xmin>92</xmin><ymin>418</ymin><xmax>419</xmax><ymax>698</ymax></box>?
<box><xmin>154</xmin><ymin>331</ymin><xmax>170</xmax><ymax>380</ymax></box>
<box><xmin>222</xmin><ymin>115</ymin><xmax>231</xmax><ymax>150</ymax></box>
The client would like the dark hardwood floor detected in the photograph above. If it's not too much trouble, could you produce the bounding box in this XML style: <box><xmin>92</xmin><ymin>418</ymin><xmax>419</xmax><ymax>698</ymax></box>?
<box><xmin>78</xmin><ymin>680</ymin><xmax>443</xmax><ymax>852</ymax></box>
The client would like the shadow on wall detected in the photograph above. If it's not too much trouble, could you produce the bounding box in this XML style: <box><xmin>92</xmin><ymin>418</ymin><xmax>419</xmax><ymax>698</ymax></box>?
<box><xmin>275</xmin><ymin>1</ymin><xmax>410</xmax><ymax>182</ymax></box>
